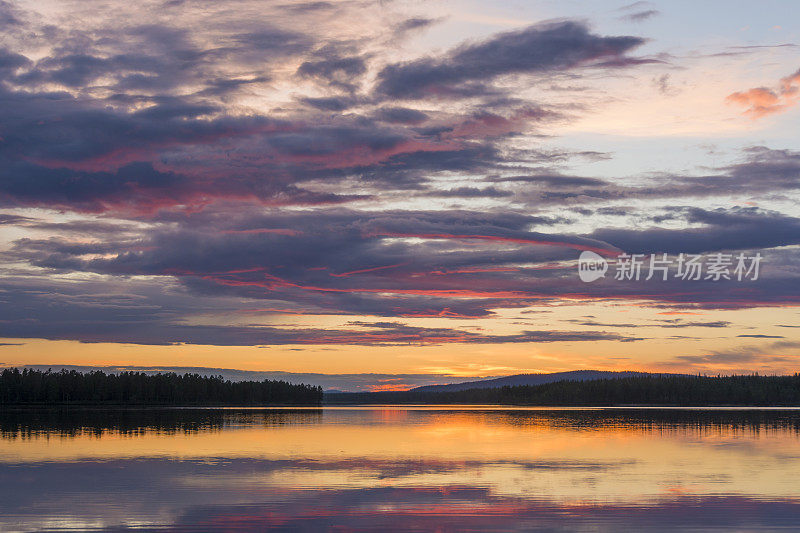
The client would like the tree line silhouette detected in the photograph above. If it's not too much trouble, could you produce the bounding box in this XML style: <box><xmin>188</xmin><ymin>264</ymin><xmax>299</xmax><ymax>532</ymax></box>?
<box><xmin>326</xmin><ymin>374</ymin><xmax>800</xmax><ymax>406</ymax></box>
<box><xmin>5</xmin><ymin>370</ymin><xmax>800</xmax><ymax>407</ymax></box>
<box><xmin>0</xmin><ymin>368</ymin><xmax>322</xmax><ymax>405</ymax></box>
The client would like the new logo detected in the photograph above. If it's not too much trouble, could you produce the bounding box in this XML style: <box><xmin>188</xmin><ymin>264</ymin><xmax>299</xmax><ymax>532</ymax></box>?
<box><xmin>578</xmin><ymin>251</ymin><xmax>608</xmax><ymax>282</ymax></box>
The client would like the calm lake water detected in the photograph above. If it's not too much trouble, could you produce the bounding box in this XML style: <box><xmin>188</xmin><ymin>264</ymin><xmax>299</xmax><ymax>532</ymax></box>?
<box><xmin>2</xmin><ymin>406</ymin><xmax>800</xmax><ymax>532</ymax></box>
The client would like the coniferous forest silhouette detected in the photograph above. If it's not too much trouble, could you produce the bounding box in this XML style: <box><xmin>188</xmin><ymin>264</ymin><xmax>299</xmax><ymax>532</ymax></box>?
<box><xmin>0</xmin><ymin>368</ymin><xmax>322</xmax><ymax>405</ymax></box>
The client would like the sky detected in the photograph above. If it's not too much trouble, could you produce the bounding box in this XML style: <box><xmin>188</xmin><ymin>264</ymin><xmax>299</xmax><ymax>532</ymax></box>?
<box><xmin>0</xmin><ymin>0</ymin><xmax>799</xmax><ymax>391</ymax></box>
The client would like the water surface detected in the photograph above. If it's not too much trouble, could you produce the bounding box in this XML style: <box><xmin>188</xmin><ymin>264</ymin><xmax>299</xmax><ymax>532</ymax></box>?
<box><xmin>2</xmin><ymin>406</ymin><xmax>800</xmax><ymax>531</ymax></box>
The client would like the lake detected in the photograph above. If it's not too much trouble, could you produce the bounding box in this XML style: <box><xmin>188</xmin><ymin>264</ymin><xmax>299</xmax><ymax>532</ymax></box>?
<box><xmin>2</xmin><ymin>406</ymin><xmax>800</xmax><ymax>531</ymax></box>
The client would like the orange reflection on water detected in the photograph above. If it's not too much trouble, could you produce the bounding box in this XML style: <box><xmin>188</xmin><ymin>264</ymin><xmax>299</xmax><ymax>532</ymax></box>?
<box><xmin>2</xmin><ymin>406</ymin><xmax>800</xmax><ymax>506</ymax></box>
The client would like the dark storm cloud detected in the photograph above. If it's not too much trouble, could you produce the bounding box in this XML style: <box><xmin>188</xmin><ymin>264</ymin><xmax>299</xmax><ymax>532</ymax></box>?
<box><xmin>0</xmin><ymin>161</ymin><xmax>185</xmax><ymax>213</ymax></box>
<box><xmin>0</xmin><ymin>160</ymin><xmax>355</xmax><ymax>213</ymax></box>
<box><xmin>9</xmin><ymin>23</ymin><xmax>311</xmax><ymax>94</ymax></box>
<box><xmin>0</xmin><ymin>213</ymin><xmax>32</xmax><ymax>225</ymax></box>
<box><xmin>0</xmin><ymin>12</ymin><xmax>433</xmax><ymax>211</ymax></box>
<box><xmin>393</xmin><ymin>17</ymin><xmax>438</xmax><ymax>35</ymax></box>
<box><xmin>2</xmin><ymin>36</ymin><xmax>565</xmax><ymax>214</ymax></box>
<box><xmin>9</xmin><ymin>208</ymin><xmax>614</xmax><ymax>277</ymax></box>
<box><xmin>1</xmin><ymin>207</ymin><xmax>625</xmax><ymax>320</ymax></box>
<box><xmin>4</xmin><ymin>9</ymin><xmax>313</xmax><ymax>115</ymax></box>
<box><xmin>375</xmin><ymin>21</ymin><xmax>649</xmax><ymax>99</ymax></box>
<box><xmin>0</xmin><ymin>319</ymin><xmax>636</xmax><ymax>347</ymax></box>
<box><xmin>627</xmin><ymin>146</ymin><xmax>800</xmax><ymax>200</ymax></box>
<box><xmin>18</xmin><ymin>219</ymin><xmax>139</xmax><ymax>235</ymax></box>
<box><xmin>1</xmin><ymin>98</ymin><xmax>545</xmax><ymax>209</ymax></box>
<box><xmin>595</xmin><ymin>206</ymin><xmax>632</xmax><ymax>216</ymax></box>
<box><xmin>0</xmin><ymin>85</ymin><xmax>273</xmax><ymax>164</ymax></box>
<box><xmin>722</xmin><ymin>146</ymin><xmax>800</xmax><ymax>191</ymax></box>
<box><xmin>588</xmin><ymin>207</ymin><xmax>800</xmax><ymax>254</ymax></box>
<box><xmin>194</xmin><ymin>75</ymin><xmax>272</xmax><ymax>97</ymax></box>
<box><xmin>0</xmin><ymin>15</ymin><xmax>661</xmax><ymax>216</ymax></box>
<box><xmin>499</xmin><ymin>147</ymin><xmax>800</xmax><ymax>208</ymax></box>
<box><xmin>0</xmin><ymin>1</ymin><xmax>21</xmax><ymax>28</ymax></box>
<box><xmin>0</xmin><ymin>48</ymin><xmax>29</xmax><ymax>73</ymax></box>
<box><xmin>268</xmin><ymin>125</ymin><xmax>404</xmax><ymax>154</ymax></box>
<box><xmin>298</xmin><ymin>96</ymin><xmax>360</xmax><ymax>111</ymax></box>
<box><xmin>0</xmin><ymin>275</ymin><xmax>638</xmax><ymax>346</ymax></box>
<box><xmin>9</xmin><ymin>205</ymin><xmax>800</xmax><ymax>320</ymax></box>
<box><xmin>0</xmin><ymin>80</ymin><xmax>477</xmax><ymax>210</ymax></box>
<box><xmin>297</xmin><ymin>51</ymin><xmax>368</xmax><ymax>92</ymax></box>
<box><xmin>491</xmin><ymin>173</ymin><xmax>608</xmax><ymax>187</ymax></box>
<box><xmin>234</xmin><ymin>26</ymin><xmax>313</xmax><ymax>54</ymax></box>
<box><xmin>373</xmin><ymin>106</ymin><xmax>429</xmax><ymax>124</ymax></box>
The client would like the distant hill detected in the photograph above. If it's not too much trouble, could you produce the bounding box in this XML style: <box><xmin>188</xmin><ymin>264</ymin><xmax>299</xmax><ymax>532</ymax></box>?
<box><xmin>411</xmin><ymin>370</ymin><xmax>661</xmax><ymax>393</ymax></box>
<box><xmin>325</xmin><ymin>374</ymin><xmax>800</xmax><ymax>406</ymax></box>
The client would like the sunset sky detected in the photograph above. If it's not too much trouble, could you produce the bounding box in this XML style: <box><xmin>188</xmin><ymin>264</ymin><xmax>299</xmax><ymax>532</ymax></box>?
<box><xmin>0</xmin><ymin>0</ymin><xmax>798</xmax><ymax>390</ymax></box>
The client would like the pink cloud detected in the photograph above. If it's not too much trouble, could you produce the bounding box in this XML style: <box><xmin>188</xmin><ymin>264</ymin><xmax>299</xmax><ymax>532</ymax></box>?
<box><xmin>726</xmin><ymin>69</ymin><xmax>800</xmax><ymax>118</ymax></box>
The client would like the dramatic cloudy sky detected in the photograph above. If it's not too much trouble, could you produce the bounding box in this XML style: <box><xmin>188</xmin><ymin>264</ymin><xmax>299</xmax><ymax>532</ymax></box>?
<box><xmin>0</xmin><ymin>0</ymin><xmax>798</xmax><ymax>389</ymax></box>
